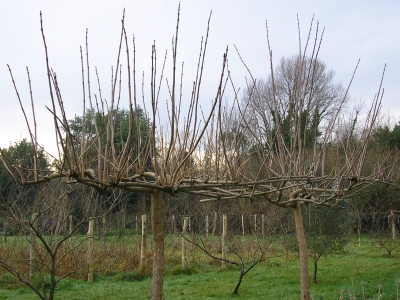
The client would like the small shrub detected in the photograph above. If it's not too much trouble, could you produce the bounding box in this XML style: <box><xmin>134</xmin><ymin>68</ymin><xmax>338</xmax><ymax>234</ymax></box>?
<box><xmin>56</xmin><ymin>278</ymin><xmax>74</xmax><ymax>290</ymax></box>
<box><xmin>31</xmin><ymin>273</ymin><xmax>51</xmax><ymax>290</ymax></box>
<box><xmin>193</xmin><ymin>261</ymin><xmax>212</xmax><ymax>272</ymax></box>
<box><xmin>166</xmin><ymin>265</ymin><xmax>198</xmax><ymax>276</ymax></box>
<box><xmin>0</xmin><ymin>274</ymin><xmax>19</xmax><ymax>289</ymax></box>
<box><xmin>105</xmin><ymin>271</ymin><xmax>118</xmax><ymax>277</ymax></box>
<box><xmin>114</xmin><ymin>271</ymin><xmax>148</xmax><ymax>282</ymax></box>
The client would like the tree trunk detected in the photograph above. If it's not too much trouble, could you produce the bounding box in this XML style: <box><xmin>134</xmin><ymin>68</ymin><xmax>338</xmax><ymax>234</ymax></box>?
<box><xmin>233</xmin><ymin>265</ymin><xmax>245</xmax><ymax>294</ymax></box>
<box><xmin>293</xmin><ymin>204</ymin><xmax>310</xmax><ymax>300</ymax></box>
<box><xmin>151</xmin><ymin>189</ymin><xmax>164</xmax><ymax>300</ymax></box>
<box><xmin>49</xmin><ymin>256</ymin><xmax>57</xmax><ymax>300</ymax></box>
<box><xmin>312</xmin><ymin>257</ymin><xmax>318</xmax><ymax>284</ymax></box>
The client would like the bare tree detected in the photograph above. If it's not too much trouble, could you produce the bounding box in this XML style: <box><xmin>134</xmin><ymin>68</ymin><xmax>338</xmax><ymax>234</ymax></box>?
<box><xmin>245</xmin><ymin>54</ymin><xmax>347</xmax><ymax>135</ymax></box>
<box><xmin>1</xmin><ymin>7</ymin><xmax>229</xmax><ymax>299</ymax></box>
<box><xmin>1</xmin><ymin>9</ymin><xmax>395</xmax><ymax>300</ymax></box>
<box><xmin>182</xmin><ymin>212</ymin><xmax>280</xmax><ymax>294</ymax></box>
<box><xmin>197</xmin><ymin>17</ymin><xmax>393</xmax><ymax>300</ymax></box>
<box><xmin>0</xmin><ymin>180</ymin><xmax>118</xmax><ymax>300</ymax></box>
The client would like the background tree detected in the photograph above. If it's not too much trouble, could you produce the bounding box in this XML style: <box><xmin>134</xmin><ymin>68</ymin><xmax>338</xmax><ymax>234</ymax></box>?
<box><xmin>373</xmin><ymin>122</ymin><xmax>400</xmax><ymax>151</ymax></box>
<box><xmin>244</xmin><ymin>54</ymin><xmax>347</xmax><ymax>149</ymax></box>
<box><xmin>67</xmin><ymin>107</ymin><xmax>150</xmax><ymax>160</ymax></box>
<box><xmin>0</xmin><ymin>139</ymin><xmax>49</xmax><ymax>189</ymax></box>
<box><xmin>0</xmin><ymin>140</ymin><xmax>49</xmax><ymax>240</ymax></box>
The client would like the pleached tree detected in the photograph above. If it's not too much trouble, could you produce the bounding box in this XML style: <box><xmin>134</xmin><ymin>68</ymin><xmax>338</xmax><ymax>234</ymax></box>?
<box><xmin>1</xmin><ymin>8</ymin><xmax>396</xmax><ymax>300</ymax></box>
<box><xmin>229</xmin><ymin>18</ymin><xmax>393</xmax><ymax>299</ymax></box>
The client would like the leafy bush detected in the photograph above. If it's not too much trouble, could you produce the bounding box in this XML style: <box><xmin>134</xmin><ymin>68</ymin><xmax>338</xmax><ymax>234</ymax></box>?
<box><xmin>0</xmin><ymin>274</ymin><xmax>19</xmax><ymax>289</ymax></box>
<box><xmin>31</xmin><ymin>273</ymin><xmax>51</xmax><ymax>290</ymax></box>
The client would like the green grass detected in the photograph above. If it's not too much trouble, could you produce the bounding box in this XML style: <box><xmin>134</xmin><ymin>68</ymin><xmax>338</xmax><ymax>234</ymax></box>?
<box><xmin>1</xmin><ymin>236</ymin><xmax>400</xmax><ymax>299</ymax></box>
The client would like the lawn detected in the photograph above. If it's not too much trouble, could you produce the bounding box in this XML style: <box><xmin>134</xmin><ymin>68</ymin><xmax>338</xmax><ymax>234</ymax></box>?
<box><xmin>0</xmin><ymin>236</ymin><xmax>399</xmax><ymax>299</ymax></box>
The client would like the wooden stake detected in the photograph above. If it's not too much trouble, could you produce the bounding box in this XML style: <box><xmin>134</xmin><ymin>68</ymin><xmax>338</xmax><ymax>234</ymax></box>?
<box><xmin>262</xmin><ymin>214</ymin><xmax>265</xmax><ymax>236</ymax></box>
<box><xmin>140</xmin><ymin>214</ymin><xmax>147</xmax><ymax>275</ymax></box>
<box><xmin>241</xmin><ymin>214</ymin><xmax>245</xmax><ymax>241</ymax></box>
<box><xmin>182</xmin><ymin>217</ymin><xmax>189</xmax><ymax>269</ymax></box>
<box><xmin>135</xmin><ymin>215</ymin><xmax>138</xmax><ymax>235</ymax></box>
<box><xmin>254</xmin><ymin>214</ymin><xmax>257</xmax><ymax>234</ymax></box>
<box><xmin>29</xmin><ymin>213</ymin><xmax>38</xmax><ymax>281</ymax></box>
<box><xmin>102</xmin><ymin>216</ymin><xmax>107</xmax><ymax>250</ymax></box>
<box><xmin>357</xmin><ymin>213</ymin><xmax>361</xmax><ymax>247</ymax></box>
<box><xmin>222</xmin><ymin>214</ymin><xmax>227</xmax><ymax>267</ymax></box>
<box><xmin>69</xmin><ymin>215</ymin><xmax>73</xmax><ymax>248</ymax></box>
<box><xmin>212</xmin><ymin>212</ymin><xmax>217</xmax><ymax>236</ymax></box>
<box><xmin>172</xmin><ymin>215</ymin><xmax>177</xmax><ymax>234</ymax></box>
<box><xmin>205</xmin><ymin>215</ymin><xmax>209</xmax><ymax>239</ymax></box>
<box><xmin>87</xmin><ymin>217</ymin><xmax>94</xmax><ymax>283</ymax></box>
<box><xmin>391</xmin><ymin>210</ymin><xmax>396</xmax><ymax>241</ymax></box>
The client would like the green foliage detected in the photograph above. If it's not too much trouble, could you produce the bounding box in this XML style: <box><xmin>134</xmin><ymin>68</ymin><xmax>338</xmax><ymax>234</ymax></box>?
<box><xmin>305</xmin><ymin>204</ymin><xmax>352</xmax><ymax>255</ymax></box>
<box><xmin>68</xmin><ymin>107</ymin><xmax>150</xmax><ymax>155</ymax></box>
<box><xmin>0</xmin><ymin>273</ymin><xmax>19</xmax><ymax>289</ymax></box>
<box><xmin>1</xmin><ymin>138</ymin><xmax>49</xmax><ymax>171</ymax></box>
<box><xmin>372</xmin><ymin>123</ymin><xmax>400</xmax><ymax>150</ymax></box>
<box><xmin>62</xmin><ymin>106</ymin><xmax>152</xmax><ymax>178</ymax></box>
<box><xmin>0</xmin><ymin>139</ymin><xmax>50</xmax><ymax>207</ymax></box>
<box><xmin>289</xmin><ymin>205</ymin><xmax>352</xmax><ymax>257</ymax></box>
<box><xmin>31</xmin><ymin>273</ymin><xmax>52</xmax><ymax>291</ymax></box>
<box><xmin>288</xmin><ymin>204</ymin><xmax>352</xmax><ymax>283</ymax></box>
<box><xmin>0</xmin><ymin>139</ymin><xmax>49</xmax><ymax>187</ymax></box>
<box><xmin>270</xmin><ymin>107</ymin><xmax>321</xmax><ymax>151</ymax></box>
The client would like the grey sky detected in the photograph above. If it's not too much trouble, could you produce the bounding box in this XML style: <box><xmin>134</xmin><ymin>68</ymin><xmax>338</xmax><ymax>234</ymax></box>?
<box><xmin>1</xmin><ymin>0</ymin><xmax>399</xmax><ymax>156</ymax></box>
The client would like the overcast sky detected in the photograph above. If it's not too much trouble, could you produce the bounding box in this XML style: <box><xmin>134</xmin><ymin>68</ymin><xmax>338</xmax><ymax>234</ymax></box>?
<box><xmin>1</xmin><ymin>0</ymin><xmax>399</xmax><ymax>156</ymax></box>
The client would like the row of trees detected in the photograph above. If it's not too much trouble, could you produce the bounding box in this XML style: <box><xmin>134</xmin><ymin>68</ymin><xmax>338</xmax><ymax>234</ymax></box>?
<box><xmin>1</xmin><ymin>8</ymin><xmax>398</xmax><ymax>300</ymax></box>
<box><xmin>0</xmin><ymin>160</ymin><xmax>399</xmax><ymax>299</ymax></box>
